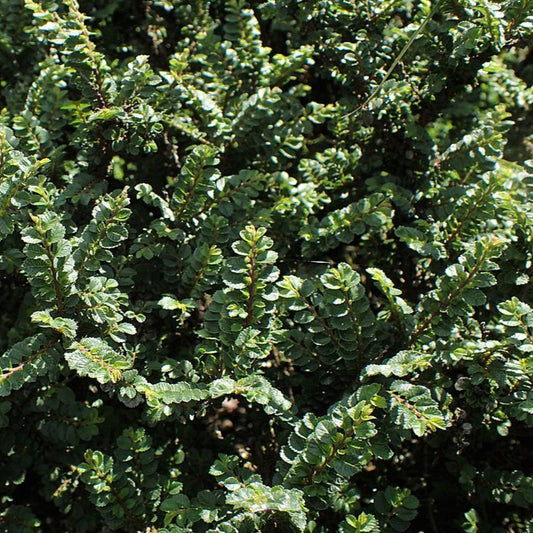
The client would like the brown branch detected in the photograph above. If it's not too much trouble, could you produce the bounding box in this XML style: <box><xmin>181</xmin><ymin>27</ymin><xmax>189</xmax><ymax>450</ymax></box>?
<box><xmin>1</xmin><ymin>338</ymin><xmax>57</xmax><ymax>380</ymax></box>
<box><xmin>243</xmin><ymin>244</ymin><xmax>258</xmax><ymax>328</ymax></box>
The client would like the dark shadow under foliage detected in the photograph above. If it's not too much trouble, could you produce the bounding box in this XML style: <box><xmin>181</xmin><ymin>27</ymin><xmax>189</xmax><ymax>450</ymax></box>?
<box><xmin>1</xmin><ymin>0</ymin><xmax>533</xmax><ymax>532</ymax></box>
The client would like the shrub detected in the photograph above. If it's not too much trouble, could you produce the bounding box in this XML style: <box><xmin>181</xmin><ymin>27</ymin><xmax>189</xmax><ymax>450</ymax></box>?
<box><xmin>1</xmin><ymin>0</ymin><xmax>532</xmax><ymax>531</ymax></box>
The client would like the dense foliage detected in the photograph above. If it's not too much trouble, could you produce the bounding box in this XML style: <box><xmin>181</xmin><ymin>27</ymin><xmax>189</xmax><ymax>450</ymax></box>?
<box><xmin>1</xmin><ymin>0</ymin><xmax>533</xmax><ymax>531</ymax></box>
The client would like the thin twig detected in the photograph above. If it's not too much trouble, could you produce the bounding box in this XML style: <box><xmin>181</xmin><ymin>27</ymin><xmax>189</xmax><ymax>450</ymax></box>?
<box><xmin>343</xmin><ymin>0</ymin><xmax>444</xmax><ymax>119</ymax></box>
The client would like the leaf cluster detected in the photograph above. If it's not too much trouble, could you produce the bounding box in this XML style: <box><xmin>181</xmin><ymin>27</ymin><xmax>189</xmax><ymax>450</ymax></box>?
<box><xmin>1</xmin><ymin>0</ymin><xmax>532</xmax><ymax>532</ymax></box>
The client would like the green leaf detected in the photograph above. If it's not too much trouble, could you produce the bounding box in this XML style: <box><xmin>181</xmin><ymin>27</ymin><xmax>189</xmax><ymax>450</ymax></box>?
<box><xmin>31</xmin><ymin>309</ymin><xmax>77</xmax><ymax>338</ymax></box>
<box><xmin>65</xmin><ymin>338</ymin><xmax>132</xmax><ymax>384</ymax></box>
